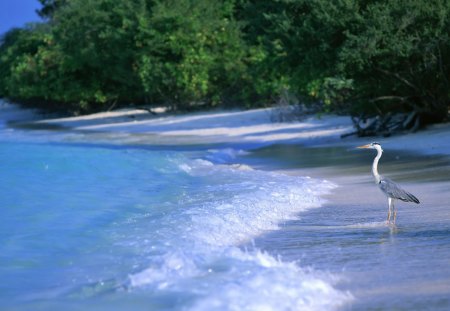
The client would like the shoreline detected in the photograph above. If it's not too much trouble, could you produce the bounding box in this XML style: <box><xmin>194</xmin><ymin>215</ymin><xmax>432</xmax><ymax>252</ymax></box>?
<box><xmin>3</xmin><ymin>103</ymin><xmax>450</xmax><ymax>309</ymax></box>
<box><xmin>4</xmin><ymin>101</ymin><xmax>450</xmax><ymax>156</ymax></box>
<box><xmin>243</xmin><ymin>143</ymin><xmax>450</xmax><ymax>310</ymax></box>
<box><xmin>5</xmin><ymin>103</ymin><xmax>450</xmax><ymax>223</ymax></box>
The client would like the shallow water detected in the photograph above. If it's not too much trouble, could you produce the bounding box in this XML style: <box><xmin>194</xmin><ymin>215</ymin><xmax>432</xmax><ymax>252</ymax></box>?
<box><xmin>245</xmin><ymin>144</ymin><xmax>450</xmax><ymax>310</ymax></box>
<box><xmin>243</xmin><ymin>144</ymin><xmax>450</xmax><ymax>182</ymax></box>
<box><xmin>1</xmin><ymin>119</ymin><xmax>449</xmax><ymax>311</ymax></box>
<box><xmin>0</xmin><ymin>137</ymin><xmax>350</xmax><ymax>310</ymax></box>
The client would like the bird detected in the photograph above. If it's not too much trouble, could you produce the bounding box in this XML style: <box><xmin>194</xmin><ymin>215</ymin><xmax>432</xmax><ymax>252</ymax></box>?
<box><xmin>357</xmin><ymin>142</ymin><xmax>419</xmax><ymax>224</ymax></box>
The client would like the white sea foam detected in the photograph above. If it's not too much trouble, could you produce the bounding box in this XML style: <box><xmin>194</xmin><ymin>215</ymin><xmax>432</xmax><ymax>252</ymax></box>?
<box><xmin>205</xmin><ymin>148</ymin><xmax>250</xmax><ymax>164</ymax></box>
<box><xmin>178</xmin><ymin>158</ymin><xmax>335</xmax><ymax>246</ymax></box>
<box><xmin>191</xmin><ymin>249</ymin><xmax>352</xmax><ymax>311</ymax></box>
<box><xmin>128</xmin><ymin>158</ymin><xmax>351</xmax><ymax>310</ymax></box>
<box><xmin>342</xmin><ymin>221</ymin><xmax>389</xmax><ymax>229</ymax></box>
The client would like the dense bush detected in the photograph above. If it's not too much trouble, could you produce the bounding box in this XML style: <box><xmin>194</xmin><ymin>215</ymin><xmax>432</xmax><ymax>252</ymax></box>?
<box><xmin>0</xmin><ymin>0</ymin><xmax>259</xmax><ymax>113</ymax></box>
<box><xmin>136</xmin><ymin>0</ymin><xmax>251</xmax><ymax>109</ymax></box>
<box><xmin>0</xmin><ymin>25</ymin><xmax>50</xmax><ymax>104</ymax></box>
<box><xmin>240</xmin><ymin>0</ymin><xmax>450</xmax><ymax>122</ymax></box>
<box><xmin>0</xmin><ymin>0</ymin><xmax>449</xmax><ymax>123</ymax></box>
<box><xmin>340</xmin><ymin>0</ymin><xmax>450</xmax><ymax>123</ymax></box>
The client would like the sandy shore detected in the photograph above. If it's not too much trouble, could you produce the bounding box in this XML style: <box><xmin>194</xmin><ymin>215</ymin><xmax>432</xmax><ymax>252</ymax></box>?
<box><xmin>5</xmin><ymin>103</ymin><xmax>447</xmax><ymax>156</ymax></box>
<box><xmin>5</xmin><ymin>102</ymin><xmax>450</xmax><ymax>195</ymax></box>
<box><xmin>10</xmin><ymin>103</ymin><xmax>449</xmax><ymax>225</ymax></box>
<box><xmin>33</xmin><ymin>105</ymin><xmax>450</xmax><ymax>309</ymax></box>
<box><xmin>3</xmin><ymin>102</ymin><xmax>450</xmax><ymax>309</ymax></box>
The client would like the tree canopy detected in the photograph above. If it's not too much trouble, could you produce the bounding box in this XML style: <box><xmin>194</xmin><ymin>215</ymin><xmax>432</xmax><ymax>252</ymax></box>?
<box><xmin>0</xmin><ymin>0</ymin><xmax>449</xmax><ymax>124</ymax></box>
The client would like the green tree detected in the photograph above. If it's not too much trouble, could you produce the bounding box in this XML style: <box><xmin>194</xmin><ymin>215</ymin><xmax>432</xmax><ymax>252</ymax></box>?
<box><xmin>1</xmin><ymin>0</ymin><xmax>449</xmax><ymax>123</ymax></box>
<box><xmin>1</xmin><ymin>0</ymin><xmax>253</xmax><ymax>113</ymax></box>
<box><xmin>0</xmin><ymin>24</ymin><xmax>53</xmax><ymax>105</ymax></box>
<box><xmin>339</xmin><ymin>0</ymin><xmax>450</xmax><ymax>122</ymax></box>
<box><xmin>137</xmin><ymin>0</ymin><xmax>249</xmax><ymax>109</ymax></box>
<box><xmin>48</xmin><ymin>0</ymin><xmax>147</xmax><ymax>111</ymax></box>
<box><xmin>37</xmin><ymin>0</ymin><xmax>66</xmax><ymax>18</ymax></box>
<box><xmin>2</xmin><ymin>1</ymin><xmax>148</xmax><ymax>112</ymax></box>
<box><xmin>241</xmin><ymin>0</ymin><xmax>450</xmax><ymax>121</ymax></box>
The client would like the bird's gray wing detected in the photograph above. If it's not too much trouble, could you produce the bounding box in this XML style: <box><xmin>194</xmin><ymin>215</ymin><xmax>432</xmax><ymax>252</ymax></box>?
<box><xmin>379</xmin><ymin>177</ymin><xmax>420</xmax><ymax>203</ymax></box>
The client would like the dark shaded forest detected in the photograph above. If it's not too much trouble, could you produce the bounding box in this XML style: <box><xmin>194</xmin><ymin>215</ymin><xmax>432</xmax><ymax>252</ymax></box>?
<box><xmin>0</xmin><ymin>0</ymin><xmax>449</xmax><ymax>129</ymax></box>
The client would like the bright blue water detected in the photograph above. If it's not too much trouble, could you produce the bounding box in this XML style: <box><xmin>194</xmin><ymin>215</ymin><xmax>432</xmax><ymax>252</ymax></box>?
<box><xmin>0</xmin><ymin>140</ymin><xmax>350</xmax><ymax>310</ymax></box>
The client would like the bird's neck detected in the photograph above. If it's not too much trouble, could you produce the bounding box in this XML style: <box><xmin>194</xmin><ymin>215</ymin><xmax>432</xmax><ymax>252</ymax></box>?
<box><xmin>372</xmin><ymin>148</ymin><xmax>382</xmax><ymax>183</ymax></box>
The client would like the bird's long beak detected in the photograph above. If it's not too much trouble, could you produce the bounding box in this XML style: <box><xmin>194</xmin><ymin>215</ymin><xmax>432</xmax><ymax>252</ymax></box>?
<box><xmin>357</xmin><ymin>144</ymin><xmax>371</xmax><ymax>149</ymax></box>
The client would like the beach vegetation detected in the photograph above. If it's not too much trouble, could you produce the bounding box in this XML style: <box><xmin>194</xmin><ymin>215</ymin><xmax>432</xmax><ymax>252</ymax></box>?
<box><xmin>0</xmin><ymin>0</ymin><xmax>449</xmax><ymax>127</ymax></box>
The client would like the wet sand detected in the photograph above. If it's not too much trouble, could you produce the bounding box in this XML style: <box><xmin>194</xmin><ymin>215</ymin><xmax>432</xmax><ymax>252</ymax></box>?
<box><xmin>4</xmin><ymin>103</ymin><xmax>450</xmax><ymax>310</ymax></box>
<box><xmin>243</xmin><ymin>144</ymin><xmax>450</xmax><ymax>310</ymax></box>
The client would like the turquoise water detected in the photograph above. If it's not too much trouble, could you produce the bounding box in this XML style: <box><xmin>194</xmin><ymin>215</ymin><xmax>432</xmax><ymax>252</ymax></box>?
<box><xmin>0</xmin><ymin>139</ymin><xmax>350</xmax><ymax>310</ymax></box>
<box><xmin>3</xmin><ymin>108</ymin><xmax>449</xmax><ymax>310</ymax></box>
<box><xmin>246</xmin><ymin>145</ymin><xmax>450</xmax><ymax>311</ymax></box>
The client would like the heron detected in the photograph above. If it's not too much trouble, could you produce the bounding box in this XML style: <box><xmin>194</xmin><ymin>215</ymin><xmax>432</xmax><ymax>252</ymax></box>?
<box><xmin>357</xmin><ymin>142</ymin><xmax>419</xmax><ymax>224</ymax></box>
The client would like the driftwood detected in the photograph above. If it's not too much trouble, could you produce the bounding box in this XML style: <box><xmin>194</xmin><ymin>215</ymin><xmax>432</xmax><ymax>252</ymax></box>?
<box><xmin>343</xmin><ymin>111</ymin><xmax>421</xmax><ymax>138</ymax></box>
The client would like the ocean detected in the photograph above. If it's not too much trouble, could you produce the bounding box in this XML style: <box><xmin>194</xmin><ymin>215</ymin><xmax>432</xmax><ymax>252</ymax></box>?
<box><xmin>1</xmin><ymin>109</ymin><xmax>449</xmax><ymax>311</ymax></box>
<box><xmin>0</xmin><ymin>135</ymin><xmax>350</xmax><ymax>310</ymax></box>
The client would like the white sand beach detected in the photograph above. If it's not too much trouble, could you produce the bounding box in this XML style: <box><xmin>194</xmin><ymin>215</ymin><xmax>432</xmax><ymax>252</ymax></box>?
<box><xmin>12</xmin><ymin>104</ymin><xmax>448</xmax><ymax>156</ymax></box>
<box><xmin>3</xmin><ymin>102</ymin><xmax>450</xmax><ymax>310</ymax></box>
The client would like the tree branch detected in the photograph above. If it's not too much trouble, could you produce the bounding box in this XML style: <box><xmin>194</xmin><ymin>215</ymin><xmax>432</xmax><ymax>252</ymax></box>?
<box><xmin>370</xmin><ymin>95</ymin><xmax>410</xmax><ymax>103</ymax></box>
<box><xmin>376</xmin><ymin>68</ymin><xmax>418</xmax><ymax>90</ymax></box>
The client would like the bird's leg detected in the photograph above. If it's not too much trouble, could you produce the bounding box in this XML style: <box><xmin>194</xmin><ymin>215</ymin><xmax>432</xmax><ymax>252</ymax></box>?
<box><xmin>387</xmin><ymin>198</ymin><xmax>392</xmax><ymax>224</ymax></box>
<box><xmin>393</xmin><ymin>201</ymin><xmax>397</xmax><ymax>225</ymax></box>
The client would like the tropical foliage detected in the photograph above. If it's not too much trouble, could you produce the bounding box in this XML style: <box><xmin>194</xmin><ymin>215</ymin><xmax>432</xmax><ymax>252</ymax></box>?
<box><xmin>0</xmin><ymin>0</ymin><xmax>449</xmax><ymax>123</ymax></box>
